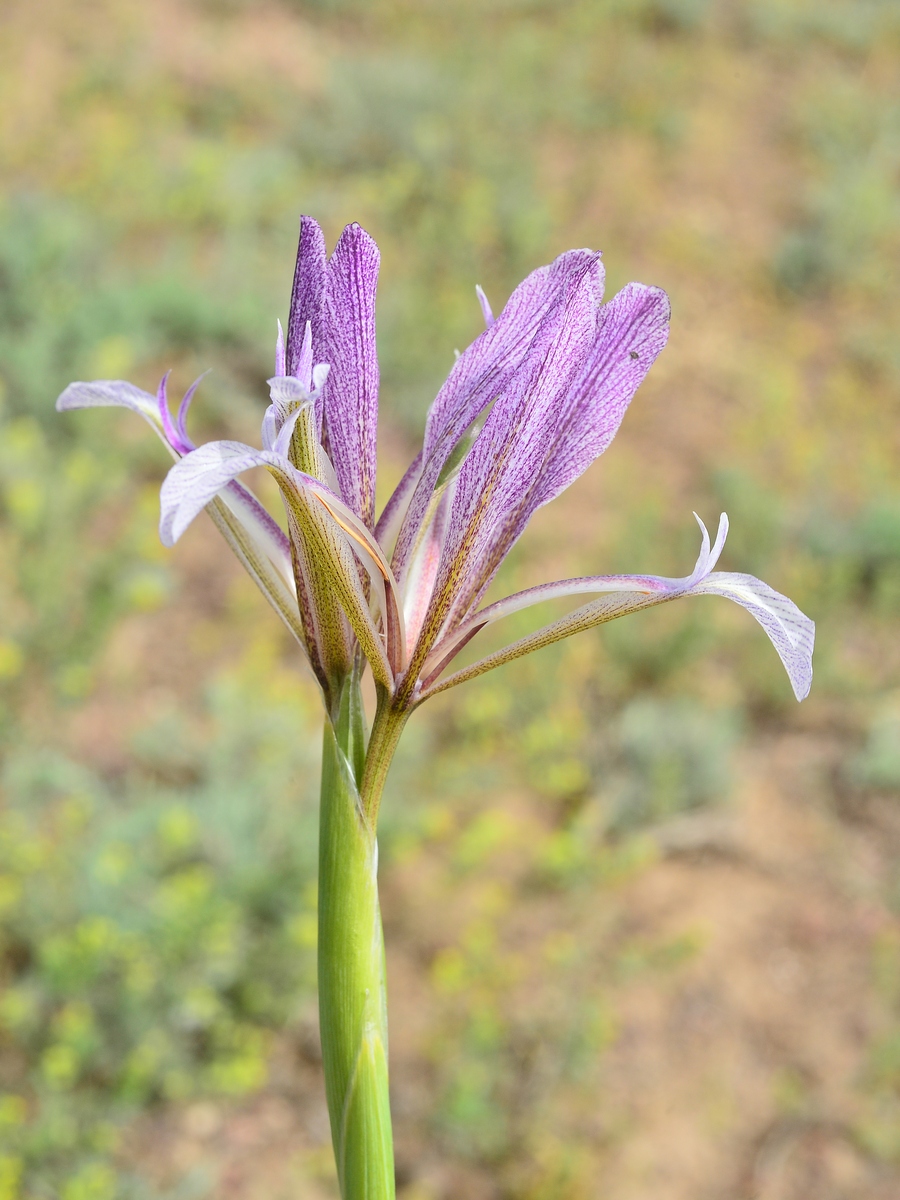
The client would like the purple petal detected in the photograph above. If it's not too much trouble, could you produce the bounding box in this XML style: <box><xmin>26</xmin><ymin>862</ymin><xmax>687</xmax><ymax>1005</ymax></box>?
<box><xmin>157</xmin><ymin>372</ymin><xmax>196</xmax><ymax>455</ymax></box>
<box><xmin>445</xmin><ymin>282</ymin><xmax>671</xmax><ymax>622</ymax></box>
<box><xmin>389</xmin><ymin>248</ymin><xmax>604</xmax><ymax>584</ymax></box>
<box><xmin>418</xmin><ymin>253</ymin><xmax>603</xmax><ymax>643</ymax></box>
<box><xmin>319</xmin><ymin>223</ymin><xmax>380</xmax><ymax>528</ymax></box>
<box><xmin>532</xmin><ymin>282</ymin><xmax>670</xmax><ymax>509</ymax></box>
<box><xmin>287</xmin><ymin>215</ymin><xmax>326</xmax><ymax>378</ymax></box>
<box><xmin>374</xmin><ymin>451</ymin><xmax>423</xmax><ymax>555</ymax></box>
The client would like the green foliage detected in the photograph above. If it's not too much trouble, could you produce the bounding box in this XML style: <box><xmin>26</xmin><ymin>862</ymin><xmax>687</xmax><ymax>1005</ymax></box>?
<box><xmin>0</xmin><ymin>655</ymin><xmax>320</xmax><ymax>1198</ymax></box>
<box><xmin>601</xmin><ymin>697</ymin><xmax>737</xmax><ymax>829</ymax></box>
<box><xmin>846</xmin><ymin>698</ymin><xmax>900</xmax><ymax>794</ymax></box>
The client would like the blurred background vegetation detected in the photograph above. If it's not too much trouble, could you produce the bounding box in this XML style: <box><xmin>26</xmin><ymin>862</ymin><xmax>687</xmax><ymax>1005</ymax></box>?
<box><xmin>1</xmin><ymin>0</ymin><xmax>899</xmax><ymax>1197</ymax></box>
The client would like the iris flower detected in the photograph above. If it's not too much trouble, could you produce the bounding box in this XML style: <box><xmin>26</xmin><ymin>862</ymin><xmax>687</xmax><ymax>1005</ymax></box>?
<box><xmin>58</xmin><ymin>218</ymin><xmax>814</xmax><ymax>1200</ymax></box>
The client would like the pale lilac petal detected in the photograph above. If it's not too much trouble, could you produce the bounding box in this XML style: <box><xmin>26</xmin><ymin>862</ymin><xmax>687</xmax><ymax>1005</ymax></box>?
<box><xmin>417</xmin><ymin>516</ymin><xmax>814</xmax><ymax>704</ymax></box>
<box><xmin>389</xmin><ymin>249</ymin><xmax>605</xmax><ymax>584</ymax></box>
<box><xmin>160</xmin><ymin>440</ymin><xmax>290</xmax><ymax>546</ymax></box>
<box><xmin>402</xmin><ymin>489</ymin><xmax>450</xmax><ymax>656</ymax></box>
<box><xmin>420</xmin><ymin>513</ymin><xmax>724</xmax><ymax>672</ymax></box>
<box><xmin>266</xmin><ymin>367</ymin><xmax>329</xmax><ymax>435</ymax></box>
<box><xmin>57</xmin><ymin>379</ymin><xmax>164</xmax><ymax>431</ymax></box>
<box><xmin>56</xmin><ymin>379</ymin><xmax>305</xmax><ymax>648</ymax></box>
<box><xmin>261</xmin><ymin>404</ymin><xmax>278</xmax><ymax>452</ymax></box>
<box><xmin>475</xmin><ymin>284</ymin><xmax>494</xmax><ymax>328</ymax></box>
<box><xmin>57</xmin><ymin>378</ymin><xmax>185</xmax><ymax>459</ymax></box>
<box><xmin>320</xmin><ymin>223</ymin><xmax>380</xmax><ymax>527</ymax></box>
<box><xmin>287</xmin><ymin>215</ymin><xmax>326</xmax><ymax>378</ymax></box>
<box><xmin>690</xmin><ymin>573</ymin><xmax>814</xmax><ymax>700</ymax></box>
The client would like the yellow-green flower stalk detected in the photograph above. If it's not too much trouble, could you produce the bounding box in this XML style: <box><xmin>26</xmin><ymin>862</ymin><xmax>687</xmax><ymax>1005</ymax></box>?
<box><xmin>58</xmin><ymin>216</ymin><xmax>814</xmax><ymax>1198</ymax></box>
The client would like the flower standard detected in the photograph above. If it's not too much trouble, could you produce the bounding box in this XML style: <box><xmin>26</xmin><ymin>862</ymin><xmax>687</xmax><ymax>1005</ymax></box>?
<box><xmin>58</xmin><ymin>217</ymin><xmax>814</xmax><ymax>1200</ymax></box>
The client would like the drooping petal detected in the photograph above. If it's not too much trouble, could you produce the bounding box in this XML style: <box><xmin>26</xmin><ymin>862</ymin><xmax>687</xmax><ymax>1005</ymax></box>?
<box><xmin>57</xmin><ymin>379</ymin><xmax>307</xmax><ymax>657</ymax></box>
<box><xmin>416</xmin><ymin>515</ymin><xmax>814</xmax><ymax>704</ymax></box>
<box><xmin>159</xmin><ymin>441</ymin><xmax>396</xmax><ymax>688</ymax></box>
<box><xmin>287</xmin><ymin>215</ymin><xmax>326</xmax><ymax>379</ymax></box>
<box><xmin>421</xmin><ymin>514</ymin><xmax>727</xmax><ymax>680</ymax></box>
<box><xmin>386</xmin><ymin>248</ymin><xmax>605</xmax><ymax>585</ymax></box>
<box><xmin>320</xmin><ymin>223</ymin><xmax>380</xmax><ymax>528</ymax></box>
<box><xmin>56</xmin><ymin>380</ymin><xmax>173</xmax><ymax>451</ymax></box>
<box><xmin>689</xmin><ymin>573</ymin><xmax>814</xmax><ymax>700</ymax></box>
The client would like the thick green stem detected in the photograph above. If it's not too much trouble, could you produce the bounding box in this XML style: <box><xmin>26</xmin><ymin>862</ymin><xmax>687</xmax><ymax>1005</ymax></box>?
<box><xmin>318</xmin><ymin>678</ymin><xmax>400</xmax><ymax>1200</ymax></box>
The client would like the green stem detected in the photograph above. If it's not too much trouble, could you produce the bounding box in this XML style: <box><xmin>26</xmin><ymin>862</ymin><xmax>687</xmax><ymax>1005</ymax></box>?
<box><xmin>318</xmin><ymin>678</ymin><xmax>406</xmax><ymax>1200</ymax></box>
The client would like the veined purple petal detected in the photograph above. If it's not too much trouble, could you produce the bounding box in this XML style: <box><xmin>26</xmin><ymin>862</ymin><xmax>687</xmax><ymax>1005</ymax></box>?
<box><xmin>320</xmin><ymin>222</ymin><xmax>380</xmax><ymax>528</ymax></box>
<box><xmin>417</xmin><ymin>514</ymin><xmax>814</xmax><ymax>704</ymax></box>
<box><xmin>532</xmin><ymin>282</ymin><xmax>670</xmax><ymax>509</ymax></box>
<box><xmin>384</xmin><ymin>250</ymin><xmax>605</xmax><ymax>585</ymax></box>
<box><xmin>414</xmin><ymin>253</ymin><xmax>603</xmax><ymax>650</ymax></box>
<box><xmin>374</xmin><ymin>451</ymin><xmax>423</xmax><ymax>556</ymax></box>
<box><xmin>422</xmin><ymin>249</ymin><xmax>604</xmax><ymax>460</ymax></box>
<box><xmin>287</xmin><ymin>215</ymin><xmax>326</xmax><ymax>379</ymax></box>
<box><xmin>442</xmin><ymin>281</ymin><xmax>671</xmax><ymax>623</ymax></box>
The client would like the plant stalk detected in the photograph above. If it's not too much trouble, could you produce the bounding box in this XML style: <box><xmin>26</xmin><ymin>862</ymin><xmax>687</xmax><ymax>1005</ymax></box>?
<box><xmin>318</xmin><ymin>678</ymin><xmax>406</xmax><ymax>1200</ymax></box>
